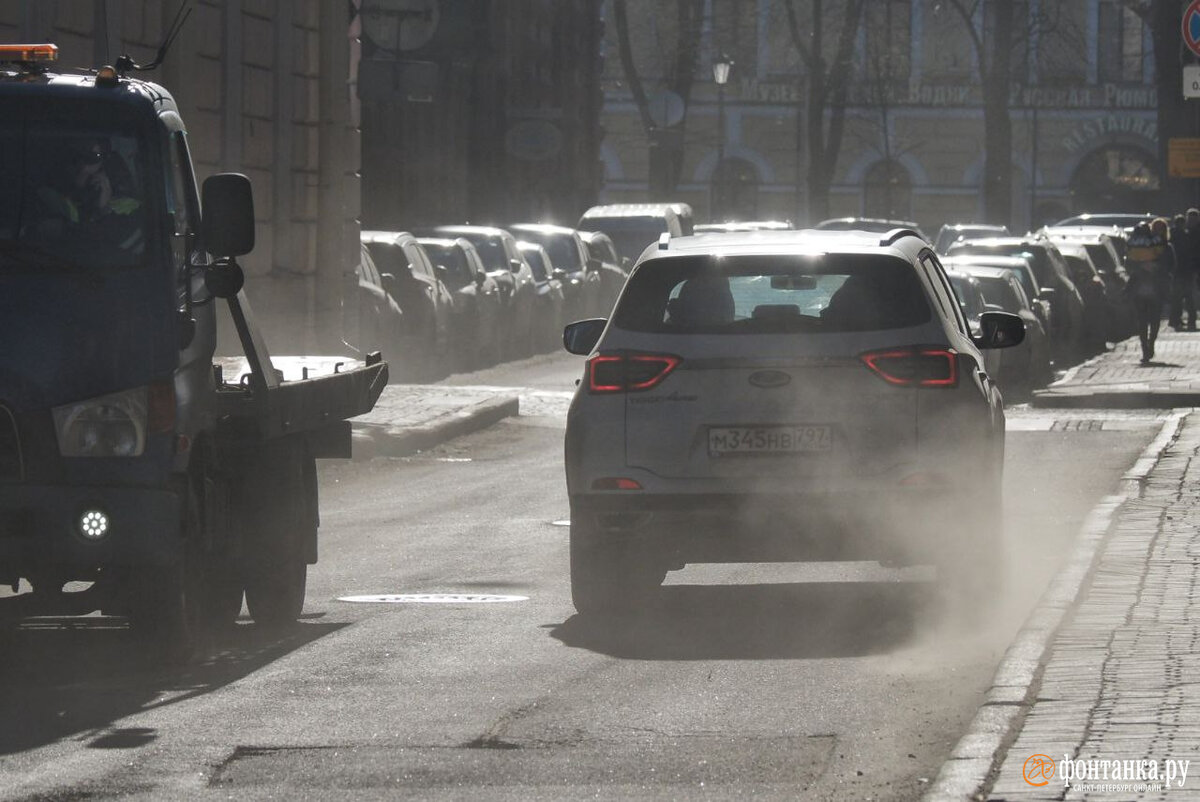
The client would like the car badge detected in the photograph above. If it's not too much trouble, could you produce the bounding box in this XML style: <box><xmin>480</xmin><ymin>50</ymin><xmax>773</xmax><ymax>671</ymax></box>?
<box><xmin>748</xmin><ymin>370</ymin><xmax>791</xmax><ymax>389</ymax></box>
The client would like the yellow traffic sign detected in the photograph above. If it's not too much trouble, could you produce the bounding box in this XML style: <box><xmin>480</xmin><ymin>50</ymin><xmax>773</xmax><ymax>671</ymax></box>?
<box><xmin>1169</xmin><ymin>138</ymin><xmax>1200</xmax><ymax>177</ymax></box>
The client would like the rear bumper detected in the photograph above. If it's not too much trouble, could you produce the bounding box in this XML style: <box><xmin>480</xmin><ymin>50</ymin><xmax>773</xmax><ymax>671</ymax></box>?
<box><xmin>570</xmin><ymin>486</ymin><xmax>956</xmax><ymax>564</ymax></box>
<box><xmin>0</xmin><ymin>483</ymin><xmax>182</xmax><ymax>577</ymax></box>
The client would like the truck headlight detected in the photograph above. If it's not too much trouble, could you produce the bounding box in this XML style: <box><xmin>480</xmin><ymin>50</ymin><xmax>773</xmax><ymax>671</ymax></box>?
<box><xmin>53</xmin><ymin>387</ymin><xmax>148</xmax><ymax>457</ymax></box>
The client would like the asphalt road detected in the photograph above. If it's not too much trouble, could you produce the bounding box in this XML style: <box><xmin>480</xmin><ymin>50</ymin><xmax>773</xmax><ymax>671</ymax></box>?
<box><xmin>0</xmin><ymin>355</ymin><xmax>1168</xmax><ymax>801</ymax></box>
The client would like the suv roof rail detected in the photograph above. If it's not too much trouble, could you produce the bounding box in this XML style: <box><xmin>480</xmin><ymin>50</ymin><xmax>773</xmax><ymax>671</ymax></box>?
<box><xmin>658</xmin><ymin>232</ymin><xmax>672</xmax><ymax>250</ymax></box>
<box><xmin>879</xmin><ymin>228</ymin><xmax>924</xmax><ymax>247</ymax></box>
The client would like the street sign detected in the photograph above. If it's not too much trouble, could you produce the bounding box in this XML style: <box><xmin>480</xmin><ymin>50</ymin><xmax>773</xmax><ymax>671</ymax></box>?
<box><xmin>1186</xmin><ymin>65</ymin><xmax>1200</xmax><ymax>99</ymax></box>
<box><xmin>1168</xmin><ymin>138</ymin><xmax>1200</xmax><ymax>178</ymax></box>
<box><xmin>1185</xmin><ymin>0</ymin><xmax>1200</xmax><ymax>58</ymax></box>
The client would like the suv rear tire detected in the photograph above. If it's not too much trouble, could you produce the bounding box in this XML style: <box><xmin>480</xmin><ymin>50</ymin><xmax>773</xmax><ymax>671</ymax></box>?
<box><xmin>569</xmin><ymin>516</ymin><xmax>665</xmax><ymax>615</ymax></box>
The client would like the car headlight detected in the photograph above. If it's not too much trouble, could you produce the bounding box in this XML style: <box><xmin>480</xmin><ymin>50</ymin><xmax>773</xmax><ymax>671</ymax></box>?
<box><xmin>53</xmin><ymin>387</ymin><xmax>148</xmax><ymax>457</ymax></box>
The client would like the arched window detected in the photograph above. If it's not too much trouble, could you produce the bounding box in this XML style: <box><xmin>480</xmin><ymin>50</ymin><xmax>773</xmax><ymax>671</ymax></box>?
<box><xmin>1069</xmin><ymin>145</ymin><xmax>1158</xmax><ymax>213</ymax></box>
<box><xmin>712</xmin><ymin>158</ymin><xmax>759</xmax><ymax>221</ymax></box>
<box><xmin>863</xmin><ymin>160</ymin><xmax>912</xmax><ymax>219</ymax></box>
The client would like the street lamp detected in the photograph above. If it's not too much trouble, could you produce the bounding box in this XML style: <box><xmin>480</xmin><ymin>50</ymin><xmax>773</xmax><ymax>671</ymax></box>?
<box><xmin>712</xmin><ymin>55</ymin><xmax>732</xmax><ymax>221</ymax></box>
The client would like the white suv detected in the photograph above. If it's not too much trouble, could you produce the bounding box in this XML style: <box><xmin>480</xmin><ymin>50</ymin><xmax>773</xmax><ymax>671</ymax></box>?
<box><xmin>562</xmin><ymin>229</ymin><xmax>1025</xmax><ymax>614</ymax></box>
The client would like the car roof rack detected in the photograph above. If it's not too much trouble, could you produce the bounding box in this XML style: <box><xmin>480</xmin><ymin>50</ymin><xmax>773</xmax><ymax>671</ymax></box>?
<box><xmin>879</xmin><ymin>228</ymin><xmax>923</xmax><ymax>246</ymax></box>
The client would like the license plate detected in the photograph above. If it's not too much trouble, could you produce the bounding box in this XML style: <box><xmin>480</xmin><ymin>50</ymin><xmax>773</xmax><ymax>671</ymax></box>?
<box><xmin>707</xmin><ymin>425</ymin><xmax>833</xmax><ymax>456</ymax></box>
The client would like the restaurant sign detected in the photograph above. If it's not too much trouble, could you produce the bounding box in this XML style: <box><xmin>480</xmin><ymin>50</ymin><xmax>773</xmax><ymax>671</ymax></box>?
<box><xmin>737</xmin><ymin>80</ymin><xmax>1157</xmax><ymax>111</ymax></box>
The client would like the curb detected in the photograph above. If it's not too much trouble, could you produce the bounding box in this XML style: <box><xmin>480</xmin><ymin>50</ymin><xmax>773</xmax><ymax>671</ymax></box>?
<box><xmin>925</xmin><ymin>410</ymin><xmax>1188</xmax><ymax>801</ymax></box>
<box><xmin>1032</xmin><ymin>391</ymin><xmax>1200</xmax><ymax>409</ymax></box>
<box><xmin>350</xmin><ymin>394</ymin><xmax>520</xmax><ymax>459</ymax></box>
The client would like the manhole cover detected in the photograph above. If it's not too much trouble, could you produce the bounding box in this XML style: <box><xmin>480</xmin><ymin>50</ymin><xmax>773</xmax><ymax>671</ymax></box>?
<box><xmin>551</xmin><ymin>520</ymin><xmax>571</xmax><ymax>527</ymax></box>
<box><xmin>337</xmin><ymin>593</ymin><xmax>528</xmax><ymax>604</ymax></box>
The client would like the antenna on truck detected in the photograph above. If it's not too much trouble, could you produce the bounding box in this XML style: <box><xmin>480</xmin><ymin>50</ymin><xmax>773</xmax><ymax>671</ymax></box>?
<box><xmin>114</xmin><ymin>1</ymin><xmax>192</xmax><ymax>76</ymax></box>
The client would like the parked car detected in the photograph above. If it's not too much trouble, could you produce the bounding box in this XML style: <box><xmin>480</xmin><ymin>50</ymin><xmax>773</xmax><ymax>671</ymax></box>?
<box><xmin>666</xmin><ymin>202</ymin><xmax>695</xmax><ymax>235</ymax></box>
<box><xmin>578</xmin><ymin>229</ymin><xmax>631</xmax><ymax>314</ymax></box>
<box><xmin>812</xmin><ymin>217</ymin><xmax>930</xmax><ymax>242</ymax></box>
<box><xmin>516</xmin><ymin>240</ymin><xmax>568</xmax><ymax>352</ymax></box>
<box><xmin>693</xmin><ymin>220</ymin><xmax>794</xmax><ymax>233</ymax></box>
<box><xmin>946</xmin><ymin>262</ymin><xmax>1053</xmax><ymax>392</ymax></box>
<box><xmin>948</xmin><ymin>236</ymin><xmax>1086</xmax><ymax>366</ymax></box>
<box><xmin>360</xmin><ymin>230</ymin><xmax>456</xmax><ymax>380</ymax></box>
<box><xmin>945</xmin><ymin>270</ymin><xmax>1003</xmax><ymax>382</ymax></box>
<box><xmin>1054</xmin><ymin>212</ymin><xmax>1160</xmax><ymax>234</ymax></box>
<box><xmin>941</xmin><ymin>253</ymin><xmax>1053</xmax><ymax>339</ymax></box>
<box><xmin>577</xmin><ymin>203</ymin><xmax>686</xmax><ymax>264</ymax></box>
<box><xmin>561</xmin><ymin>228</ymin><xmax>1024</xmax><ymax>614</ymax></box>
<box><xmin>343</xmin><ymin>243</ymin><xmax>406</xmax><ymax>372</ymax></box>
<box><xmin>933</xmin><ymin>223</ymin><xmax>1010</xmax><ymax>254</ymax></box>
<box><xmin>427</xmin><ymin>225</ymin><xmax>539</xmax><ymax>358</ymax></box>
<box><xmin>509</xmin><ymin>223</ymin><xmax>604</xmax><ymax>320</ymax></box>
<box><xmin>1040</xmin><ymin>226</ymin><xmax>1133</xmax><ymax>341</ymax></box>
<box><xmin>1054</xmin><ymin>241</ymin><xmax>1111</xmax><ymax>355</ymax></box>
<box><xmin>417</xmin><ymin>237</ymin><xmax>505</xmax><ymax>369</ymax></box>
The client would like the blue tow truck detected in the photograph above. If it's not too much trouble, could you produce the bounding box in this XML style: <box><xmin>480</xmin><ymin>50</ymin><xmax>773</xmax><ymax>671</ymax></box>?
<box><xmin>0</xmin><ymin>44</ymin><xmax>386</xmax><ymax>656</ymax></box>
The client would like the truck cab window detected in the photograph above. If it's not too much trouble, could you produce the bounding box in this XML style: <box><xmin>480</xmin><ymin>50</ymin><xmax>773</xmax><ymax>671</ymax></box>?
<box><xmin>4</xmin><ymin>106</ymin><xmax>149</xmax><ymax>269</ymax></box>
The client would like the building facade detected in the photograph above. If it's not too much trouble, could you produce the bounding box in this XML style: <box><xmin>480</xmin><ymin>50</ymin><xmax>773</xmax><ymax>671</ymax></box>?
<box><xmin>358</xmin><ymin>0</ymin><xmax>604</xmax><ymax>230</ymax></box>
<box><xmin>600</xmin><ymin>0</ymin><xmax>1165</xmax><ymax>232</ymax></box>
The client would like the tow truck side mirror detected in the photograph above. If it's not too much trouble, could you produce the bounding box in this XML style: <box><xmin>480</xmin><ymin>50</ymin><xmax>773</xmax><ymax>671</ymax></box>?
<box><xmin>204</xmin><ymin>258</ymin><xmax>245</xmax><ymax>299</ymax></box>
<box><xmin>201</xmin><ymin>173</ymin><xmax>255</xmax><ymax>257</ymax></box>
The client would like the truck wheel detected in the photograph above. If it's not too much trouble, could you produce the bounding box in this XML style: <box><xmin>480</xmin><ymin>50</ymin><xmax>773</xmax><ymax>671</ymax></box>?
<box><xmin>204</xmin><ymin>561</ymin><xmax>243</xmax><ymax>630</ymax></box>
<box><xmin>230</xmin><ymin>437</ymin><xmax>315</xmax><ymax>630</ymax></box>
<box><xmin>244</xmin><ymin>559</ymin><xmax>307</xmax><ymax>629</ymax></box>
<box><xmin>128</xmin><ymin>557</ymin><xmax>205</xmax><ymax>663</ymax></box>
<box><xmin>569</xmin><ymin>517</ymin><xmax>664</xmax><ymax>616</ymax></box>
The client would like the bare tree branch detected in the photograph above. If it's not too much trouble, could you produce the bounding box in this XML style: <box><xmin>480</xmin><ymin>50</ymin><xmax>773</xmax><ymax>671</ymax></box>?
<box><xmin>821</xmin><ymin>0</ymin><xmax>865</xmax><ymax>168</ymax></box>
<box><xmin>946</xmin><ymin>0</ymin><xmax>984</xmax><ymax>71</ymax></box>
<box><xmin>784</xmin><ymin>0</ymin><xmax>815</xmax><ymax>69</ymax></box>
<box><xmin>613</xmin><ymin>0</ymin><xmax>656</xmax><ymax>135</ymax></box>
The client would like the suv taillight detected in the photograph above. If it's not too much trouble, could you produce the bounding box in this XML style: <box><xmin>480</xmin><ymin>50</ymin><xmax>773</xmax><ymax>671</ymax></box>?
<box><xmin>860</xmin><ymin>348</ymin><xmax>958</xmax><ymax>387</ymax></box>
<box><xmin>588</xmin><ymin>352</ymin><xmax>682</xmax><ymax>393</ymax></box>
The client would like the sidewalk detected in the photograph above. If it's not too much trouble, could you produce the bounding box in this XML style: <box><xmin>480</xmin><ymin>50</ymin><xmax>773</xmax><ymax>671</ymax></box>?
<box><xmin>350</xmin><ymin>383</ymin><xmax>521</xmax><ymax>458</ymax></box>
<box><xmin>1033</xmin><ymin>330</ymin><xmax>1200</xmax><ymax>408</ymax></box>
<box><xmin>933</xmin><ymin>329</ymin><xmax>1200</xmax><ymax>800</ymax></box>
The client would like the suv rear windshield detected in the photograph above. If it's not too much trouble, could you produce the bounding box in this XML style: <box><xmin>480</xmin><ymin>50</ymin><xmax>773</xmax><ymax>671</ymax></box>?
<box><xmin>612</xmin><ymin>254</ymin><xmax>932</xmax><ymax>334</ymax></box>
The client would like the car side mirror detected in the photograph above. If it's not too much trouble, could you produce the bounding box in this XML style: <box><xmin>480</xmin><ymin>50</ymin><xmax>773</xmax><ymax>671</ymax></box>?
<box><xmin>551</xmin><ymin>268</ymin><xmax>567</xmax><ymax>281</ymax></box>
<box><xmin>563</xmin><ymin>318</ymin><xmax>607</xmax><ymax>355</ymax></box>
<box><xmin>510</xmin><ymin>258</ymin><xmax>525</xmax><ymax>273</ymax></box>
<box><xmin>475</xmin><ymin>270</ymin><xmax>487</xmax><ymax>286</ymax></box>
<box><xmin>975</xmin><ymin>311</ymin><xmax>1025</xmax><ymax>350</ymax></box>
<box><xmin>587</xmin><ymin>257</ymin><xmax>602</xmax><ymax>272</ymax></box>
<box><xmin>380</xmin><ymin>272</ymin><xmax>399</xmax><ymax>296</ymax></box>
<box><xmin>201</xmin><ymin>173</ymin><xmax>255</xmax><ymax>257</ymax></box>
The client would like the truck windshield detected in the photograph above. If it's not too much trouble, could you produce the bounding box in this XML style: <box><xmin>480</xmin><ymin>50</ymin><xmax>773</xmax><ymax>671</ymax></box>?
<box><xmin>0</xmin><ymin>104</ymin><xmax>149</xmax><ymax>271</ymax></box>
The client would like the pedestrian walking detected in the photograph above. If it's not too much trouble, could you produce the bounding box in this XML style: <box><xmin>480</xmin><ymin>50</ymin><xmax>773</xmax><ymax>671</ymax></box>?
<box><xmin>1126</xmin><ymin>219</ymin><xmax>1173</xmax><ymax>363</ymax></box>
<box><xmin>1186</xmin><ymin>209</ymin><xmax>1200</xmax><ymax>329</ymax></box>
<box><xmin>1169</xmin><ymin>213</ymin><xmax>1189</xmax><ymax>329</ymax></box>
